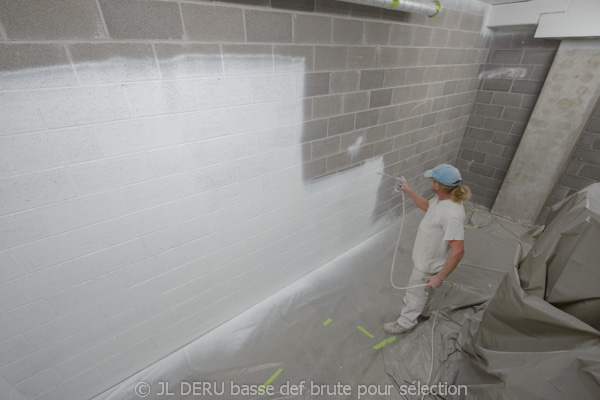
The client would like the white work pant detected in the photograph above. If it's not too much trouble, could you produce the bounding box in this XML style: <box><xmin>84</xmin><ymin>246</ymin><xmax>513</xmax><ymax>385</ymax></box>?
<box><xmin>396</xmin><ymin>267</ymin><xmax>435</xmax><ymax>329</ymax></box>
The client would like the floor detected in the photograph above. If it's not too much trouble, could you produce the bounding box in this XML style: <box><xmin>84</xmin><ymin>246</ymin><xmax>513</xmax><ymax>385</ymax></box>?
<box><xmin>93</xmin><ymin>203</ymin><xmax>528</xmax><ymax>400</ymax></box>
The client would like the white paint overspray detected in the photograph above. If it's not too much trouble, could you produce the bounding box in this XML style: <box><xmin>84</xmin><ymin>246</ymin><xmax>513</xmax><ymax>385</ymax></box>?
<box><xmin>479</xmin><ymin>67</ymin><xmax>528</xmax><ymax>79</ymax></box>
<box><xmin>347</xmin><ymin>135</ymin><xmax>365</xmax><ymax>159</ymax></box>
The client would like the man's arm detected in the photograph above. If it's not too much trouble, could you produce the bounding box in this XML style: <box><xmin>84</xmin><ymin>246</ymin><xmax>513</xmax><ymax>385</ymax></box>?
<box><xmin>397</xmin><ymin>181</ymin><xmax>429</xmax><ymax>211</ymax></box>
<box><xmin>425</xmin><ymin>240</ymin><xmax>464</xmax><ymax>288</ymax></box>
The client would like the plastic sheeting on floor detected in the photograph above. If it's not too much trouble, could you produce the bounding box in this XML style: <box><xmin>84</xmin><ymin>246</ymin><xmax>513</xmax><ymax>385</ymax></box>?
<box><xmin>94</xmin><ymin>187</ymin><xmax>600</xmax><ymax>400</ymax></box>
<box><xmin>455</xmin><ymin>184</ymin><xmax>600</xmax><ymax>399</ymax></box>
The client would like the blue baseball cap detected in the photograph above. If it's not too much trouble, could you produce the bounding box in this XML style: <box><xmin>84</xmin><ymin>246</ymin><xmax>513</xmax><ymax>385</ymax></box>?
<box><xmin>424</xmin><ymin>164</ymin><xmax>462</xmax><ymax>186</ymax></box>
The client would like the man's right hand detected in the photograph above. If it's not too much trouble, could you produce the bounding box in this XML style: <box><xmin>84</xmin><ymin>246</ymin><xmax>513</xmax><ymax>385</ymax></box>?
<box><xmin>397</xmin><ymin>181</ymin><xmax>410</xmax><ymax>193</ymax></box>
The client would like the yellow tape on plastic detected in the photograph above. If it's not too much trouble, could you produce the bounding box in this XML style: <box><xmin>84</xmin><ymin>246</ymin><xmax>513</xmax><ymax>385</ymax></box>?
<box><xmin>430</xmin><ymin>1</ymin><xmax>442</xmax><ymax>18</ymax></box>
<box><xmin>373</xmin><ymin>336</ymin><xmax>397</xmax><ymax>349</ymax></box>
<box><xmin>258</xmin><ymin>369</ymin><xmax>283</xmax><ymax>394</ymax></box>
<box><xmin>357</xmin><ymin>326</ymin><xmax>375</xmax><ymax>339</ymax></box>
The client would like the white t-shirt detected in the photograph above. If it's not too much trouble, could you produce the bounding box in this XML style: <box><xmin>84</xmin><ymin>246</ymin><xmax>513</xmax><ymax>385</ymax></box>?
<box><xmin>412</xmin><ymin>197</ymin><xmax>465</xmax><ymax>274</ymax></box>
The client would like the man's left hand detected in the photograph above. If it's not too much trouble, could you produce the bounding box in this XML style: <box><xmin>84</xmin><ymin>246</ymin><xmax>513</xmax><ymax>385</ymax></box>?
<box><xmin>425</xmin><ymin>275</ymin><xmax>443</xmax><ymax>288</ymax></box>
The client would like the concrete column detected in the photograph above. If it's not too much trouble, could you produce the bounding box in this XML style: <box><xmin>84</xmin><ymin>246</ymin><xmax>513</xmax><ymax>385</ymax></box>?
<box><xmin>492</xmin><ymin>40</ymin><xmax>600</xmax><ymax>225</ymax></box>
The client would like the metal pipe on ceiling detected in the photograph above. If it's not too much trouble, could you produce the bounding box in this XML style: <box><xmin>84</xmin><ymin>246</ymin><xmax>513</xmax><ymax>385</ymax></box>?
<box><xmin>336</xmin><ymin>0</ymin><xmax>441</xmax><ymax>17</ymax></box>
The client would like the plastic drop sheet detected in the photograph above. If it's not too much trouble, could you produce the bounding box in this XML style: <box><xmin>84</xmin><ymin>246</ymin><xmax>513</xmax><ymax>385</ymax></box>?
<box><xmin>94</xmin><ymin>188</ymin><xmax>600</xmax><ymax>400</ymax></box>
<box><xmin>454</xmin><ymin>184</ymin><xmax>600</xmax><ymax>400</ymax></box>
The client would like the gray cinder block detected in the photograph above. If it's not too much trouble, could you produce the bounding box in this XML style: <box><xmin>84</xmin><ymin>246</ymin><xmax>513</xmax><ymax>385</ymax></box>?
<box><xmin>343</xmin><ymin>92</ymin><xmax>370</xmax><ymax>113</ymax></box>
<box><xmin>182</xmin><ymin>3</ymin><xmax>244</xmax><ymax>42</ymax></box>
<box><xmin>315</xmin><ymin>46</ymin><xmax>347</xmax><ymax>71</ymax></box>
<box><xmin>369</xmin><ymin>88</ymin><xmax>393</xmax><ymax>108</ymax></box>
<box><xmin>363</xmin><ymin>22</ymin><xmax>390</xmax><ymax>46</ymax></box>
<box><xmin>328</xmin><ymin>114</ymin><xmax>355</xmax><ymax>136</ymax></box>
<box><xmin>0</xmin><ymin>0</ymin><xmax>106</xmax><ymax>40</ymax></box>
<box><xmin>347</xmin><ymin>47</ymin><xmax>376</xmax><ymax>70</ymax></box>
<box><xmin>303</xmin><ymin>72</ymin><xmax>331</xmax><ymax>98</ymax></box>
<box><xmin>332</xmin><ymin>19</ymin><xmax>364</xmax><ymax>45</ymax></box>
<box><xmin>245</xmin><ymin>10</ymin><xmax>293</xmax><ymax>43</ymax></box>
<box><xmin>294</xmin><ymin>15</ymin><xmax>332</xmax><ymax>44</ymax></box>
<box><xmin>359</xmin><ymin>69</ymin><xmax>384</xmax><ymax>90</ymax></box>
<box><xmin>330</xmin><ymin>71</ymin><xmax>360</xmax><ymax>94</ymax></box>
<box><xmin>101</xmin><ymin>0</ymin><xmax>183</xmax><ymax>40</ymax></box>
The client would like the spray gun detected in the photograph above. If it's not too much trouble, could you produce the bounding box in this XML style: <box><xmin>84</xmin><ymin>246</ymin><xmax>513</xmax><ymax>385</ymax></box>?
<box><xmin>377</xmin><ymin>172</ymin><xmax>407</xmax><ymax>192</ymax></box>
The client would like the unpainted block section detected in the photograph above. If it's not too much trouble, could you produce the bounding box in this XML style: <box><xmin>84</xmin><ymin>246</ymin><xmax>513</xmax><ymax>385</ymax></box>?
<box><xmin>314</xmin><ymin>46</ymin><xmax>347</xmax><ymax>71</ymax></box>
<box><xmin>182</xmin><ymin>3</ymin><xmax>244</xmax><ymax>42</ymax></box>
<box><xmin>100</xmin><ymin>0</ymin><xmax>183</xmax><ymax>40</ymax></box>
<box><xmin>347</xmin><ymin>47</ymin><xmax>376</xmax><ymax>70</ymax></box>
<box><xmin>303</xmin><ymin>72</ymin><xmax>330</xmax><ymax>98</ymax></box>
<box><xmin>332</xmin><ymin>18</ymin><xmax>363</xmax><ymax>45</ymax></box>
<box><xmin>330</xmin><ymin>71</ymin><xmax>359</xmax><ymax>94</ymax></box>
<box><xmin>245</xmin><ymin>10</ymin><xmax>293</xmax><ymax>43</ymax></box>
<box><xmin>294</xmin><ymin>14</ymin><xmax>332</xmax><ymax>44</ymax></box>
<box><xmin>364</xmin><ymin>21</ymin><xmax>391</xmax><ymax>46</ymax></box>
<box><xmin>360</xmin><ymin>69</ymin><xmax>384</xmax><ymax>91</ymax></box>
<box><xmin>0</xmin><ymin>0</ymin><xmax>106</xmax><ymax>40</ymax></box>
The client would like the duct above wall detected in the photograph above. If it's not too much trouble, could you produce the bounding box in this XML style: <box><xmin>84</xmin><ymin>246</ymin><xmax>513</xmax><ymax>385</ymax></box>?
<box><xmin>335</xmin><ymin>0</ymin><xmax>440</xmax><ymax>17</ymax></box>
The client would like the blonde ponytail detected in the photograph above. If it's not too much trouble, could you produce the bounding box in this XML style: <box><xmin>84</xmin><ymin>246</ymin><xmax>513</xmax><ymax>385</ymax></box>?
<box><xmin>449</xmin><ymin>184</ymin><xmax>471</xmax><ymax>203</ymax></box>
<box><xmin>436</xmin><ymin>181</ymin><xmax>471</xmax><ymax>203</ymax></box>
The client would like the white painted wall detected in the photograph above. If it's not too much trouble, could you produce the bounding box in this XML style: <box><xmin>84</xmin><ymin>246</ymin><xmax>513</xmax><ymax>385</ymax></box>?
<box><xmin>0</xmin><ymin>1</ymin><xmax>488</xmax><ymax>398</ymax></box>
<box><xmin>0</xmin><ymin>52</ymin><xmax>394</xmax><ymax>400</ymax></box>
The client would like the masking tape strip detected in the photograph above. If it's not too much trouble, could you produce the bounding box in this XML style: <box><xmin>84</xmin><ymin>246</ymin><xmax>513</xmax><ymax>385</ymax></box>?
<box><xmin>357</xmin><ymin>326</ymin><xmax>375</xmax><ymax>339</ymax></box>
<box><xmin>258</xmin><ymin>368</ymin><xmax>283</xmax><ymax>394</ymax></box>
<box><xmin>373</xmin><ymin>336</ymin><xmax>397</xmax><ymax>349</ymax></box>
<box><xmin>323</xmin><ymin>318</ymin><xmax>332</xmax><ymax>327</ymax></box>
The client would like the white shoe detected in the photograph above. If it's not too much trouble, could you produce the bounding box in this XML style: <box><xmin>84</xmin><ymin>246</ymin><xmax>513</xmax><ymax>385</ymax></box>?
<box><xmin>383</xmin><ymin>321</ymin><xmax>415</xmax><ymax>335</ymax></box>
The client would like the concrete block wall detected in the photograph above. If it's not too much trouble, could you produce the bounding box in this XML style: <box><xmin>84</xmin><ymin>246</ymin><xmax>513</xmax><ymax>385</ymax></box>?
<box><xmin>0</xmin><ymin>0</ymin><xmax>490</xmax><ymax>399</ymax></box>
<box><xmin>455</xmin><ymin>28</ymin><xmax>559</xmax><ymax>208</ymax></box>
<box><xmin>539</xmin><ymin>101</ymin><xmax>600</xmax><ymax>223</ymax></box>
